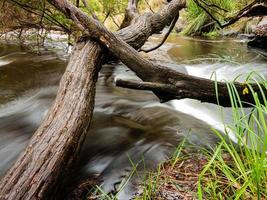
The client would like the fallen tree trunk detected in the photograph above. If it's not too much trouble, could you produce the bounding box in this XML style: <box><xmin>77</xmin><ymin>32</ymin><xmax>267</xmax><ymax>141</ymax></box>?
<box><xmin>0</xmin><ymin>1</ymin><xmax>185</xmax><ymax>199</ymax></box>
<box><xmin>116</xmin><ymin>78</ymin><xmax>264</xmax><ymax>107</ymax></box>
<box><xmin>48</xmin><ymin>0</ymin><xmax>267</xmax><ymax>107</ymax></box>
<box><xmin>0</xmin><ymin>40</ymin><xmax>102</xmax><ymax>199</ymax></box>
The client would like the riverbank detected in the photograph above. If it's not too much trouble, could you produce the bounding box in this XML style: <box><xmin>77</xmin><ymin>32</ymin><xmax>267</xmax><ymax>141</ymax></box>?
<box><xmin>134</xmin><ymin>79</ymin><xmax>267</xmax><ymax>199</ymax></box>
<box><xmin>79</xmin><ymin>35</ymin><xmax>267</xmax><ymax>199</ymax></box>
<box><xmin>135</xmin><ymin>146</ymin><xmax>208</xmax><ymax>199</ymax></box>
<box><xmin>1</xmin><ymin>31</ymin><xmax>267</xmax><ymax>200</ymax></box>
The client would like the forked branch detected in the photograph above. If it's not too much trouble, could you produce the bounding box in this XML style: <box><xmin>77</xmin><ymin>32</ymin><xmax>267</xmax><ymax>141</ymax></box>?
<box><xmin>194</xmin><ymin>0</ymin><xmax>267</xmax><ymax>29</ymax></box>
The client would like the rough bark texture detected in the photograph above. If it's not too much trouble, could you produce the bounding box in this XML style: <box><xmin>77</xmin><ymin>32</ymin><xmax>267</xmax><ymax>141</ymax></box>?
<box><xmin>0</xmin><ymin>1</ymin><xmax>184</xmax><ymax>199</ymax></box>
<box><xmin>120</xmin><ymin>0</ymin><xmax>139</xmax><ymax>29</ymax></box>
<box><xmin>0</xmin><ymin>40</ymin><xmax>102</xmax><ymax>199</ymax></box>
<box><xmin>116</xmin><ymin>78</ymin><xmax>264</xmax><ymax>107</ymax></box>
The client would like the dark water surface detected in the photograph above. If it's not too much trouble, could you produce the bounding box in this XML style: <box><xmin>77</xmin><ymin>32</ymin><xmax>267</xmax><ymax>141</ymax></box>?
<box><xmin>0</xmin><ymin>36</ymin><xmax>266</xmax><ymax>199</ymax></box>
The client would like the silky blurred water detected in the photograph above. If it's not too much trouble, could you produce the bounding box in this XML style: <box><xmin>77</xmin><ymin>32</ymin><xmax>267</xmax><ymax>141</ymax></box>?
<box><xmin>0</xmin><ymin>36</ymin><xmax>266</xmax><ymax>199</ymax></box>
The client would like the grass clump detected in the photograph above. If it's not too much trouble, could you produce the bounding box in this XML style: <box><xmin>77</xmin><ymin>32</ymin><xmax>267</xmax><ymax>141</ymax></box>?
<box><xmin>198</xmin><ymin>74</ymin><xmax>267</xmax><ymax>199</ymax></box>
<box><xmin>182</xmin><ymin>0</ymin><xmax>253</xmax><ymax>36</ymax></box>
<box><xmin>137</xmin><ymin>74</ymin><xmax>267</xmax><ymax>199</ymax></box>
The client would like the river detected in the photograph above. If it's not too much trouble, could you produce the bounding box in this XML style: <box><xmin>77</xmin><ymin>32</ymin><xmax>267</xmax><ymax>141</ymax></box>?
<box><xmin>0</xmin><ymin>34</ymin><xmax>266</xmax><ymax>199</ymax></box>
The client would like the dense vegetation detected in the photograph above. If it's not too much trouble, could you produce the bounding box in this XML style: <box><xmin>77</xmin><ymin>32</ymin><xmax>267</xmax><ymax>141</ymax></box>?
<box><xmin>183</xmin><ymin>0</ymin><xmax>256</xmax><ymax>36</ymax></box>
<box><xmin>0</xmin><ymin>0</ymin><xmax>259</xmax><ymax>38</ymax></box>
<box><xmin>0</xmin><ymin>0</ymin><xmax>163</xmax><ymax>33</ymax></box>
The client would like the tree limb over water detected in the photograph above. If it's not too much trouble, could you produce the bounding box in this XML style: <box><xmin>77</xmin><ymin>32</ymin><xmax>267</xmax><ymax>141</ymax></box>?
<box><xmin>46</xmin><ymin>0</ymin><xmax>267</xmax><ymax>107</ymax></box>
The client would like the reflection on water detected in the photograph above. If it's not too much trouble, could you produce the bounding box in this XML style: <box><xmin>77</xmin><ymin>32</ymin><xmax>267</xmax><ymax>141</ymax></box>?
<box><xmin>148</xmin><ymin>35</ymin><xmax>264</xmax><ymax>63</ymax></box>
<box><xmin>0</xmin><ymin>44</ymin><xmax>65</xmax><ymax>104</ymax></box>
<box><xmin>0</xmin><ymin>36</ymin><xmax>266</xmax><ymax>199</ymax></box>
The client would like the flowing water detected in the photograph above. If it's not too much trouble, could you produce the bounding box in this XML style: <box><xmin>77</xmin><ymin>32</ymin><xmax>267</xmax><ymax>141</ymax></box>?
<box><xmin>0</xmin><ymin>35</ymin><xmax>266</xmax><ymax>199</ymax></box>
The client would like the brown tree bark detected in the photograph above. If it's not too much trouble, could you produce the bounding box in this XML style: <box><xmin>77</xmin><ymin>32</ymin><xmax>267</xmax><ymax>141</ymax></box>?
<box><xmin>0</xmin><ymin>1</ymin><xmax>185</xmax><ymax>199</ymax></box>
<box><xmin>0</xmin><ymin>40</ymin><xmax>103</xmax><ymax>200</ymax></box>
<box><xmin>120</xmin><ymin>0</ymin><xmax>140</xmax><ymax>29</ymax></box>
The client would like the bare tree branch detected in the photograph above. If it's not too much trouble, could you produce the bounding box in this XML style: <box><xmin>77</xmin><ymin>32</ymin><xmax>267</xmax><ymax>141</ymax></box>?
<box><xmin>140</xmin><ymin>13</ymin><xmax>179</xmax><ymax>53</ymax></box>
<box><xmin>0</xmin><ymin>1</ymin><xmax>186</xmax><ymax>198</ymax></box>
<box><xmin>199</xmin><ymin>0</ymin><xmax>228</xmax><ymax>12</ymax></box>
<box><xmin>120</xmin><ymin>0</ymin><xmax>140</xmax><ymax>28</ymax></box>
<box><xmin>46</xmin><ymin>0</ymin><xmax>267</xmax><ymax>107</ymax></box>
<box><xmin>102</xmin><ymin>10</ymin><xmax>111</xmax><ymax>23</ymax></box>
<box><xmin>194</xmin><ymin>0</ymin><xmax>267</xmax><ymax>30</ymax></box>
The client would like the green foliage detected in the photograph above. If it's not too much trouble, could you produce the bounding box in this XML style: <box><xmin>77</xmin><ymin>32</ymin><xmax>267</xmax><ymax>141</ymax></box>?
<box><xmin>0</xmin><ymin>0</ymin><xmax>73</xmax><ymax>33</ymax></box>
<box><xmin>198</xmin><ymin>73</ymin><xmax>267</xmax><ymax>199</ymax></box>
<box><xmin>88</xmin><ymin>0</ymin><xmax>102</xmax><ymax>12</ymax></box>
<box><xmin>99</xmin><ymin>0</ymin><xmax>128</xmax><ymax>15</ymax></box>
<box><xmin>137</xmin><ymin>73</ymin><xmax>267</xmax><ymax>199</ymax></box>
<box><xmin>183</xmin><ymin>0</ymin><xmax>253</xmax><ymax>36</ymax></box>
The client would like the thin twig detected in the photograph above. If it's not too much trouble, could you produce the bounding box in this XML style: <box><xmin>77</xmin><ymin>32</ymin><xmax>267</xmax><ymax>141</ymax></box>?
<box><xmin>199</xmin><ymin>0</ymin><xmax>228</xmax><ymax>12</ymax></box>
<box><xmin>7</xmin><ymin>0</ymin><xmax>71</xmax><ymax>33</ymax></box>
<box><xmin>144</xmin><ymin>0</ymin><xmax>154</xmax><ymax>13</ymax></box>
<box><xmin>102</xmin><ymin>10</ymin><xmax>111</xmax><ymax>23</ymax></box>
<box><xmin>110</xmin><ymin>15</ymin><xmax>120</xmax><ymax>28</ymax></box>
<box><xmin>194</xmin><ymin>0</ymin><xmax>262</xmax><ymax>29</ymax></box>
<box><xmin>199</xmin><ymin>0</ymin><xmax>226</xmax><ymax>17</ymax></box>
<box><xmin>140</xmin><ymin>13</ymin><xmax>179</xmax><ymax>53</ymax></box>
<box><xmin>193</xmin><ymin>0</ymin><xmax>224</xmax><ymax>28</ymax></box>
<box><xmin>221</xmin><ymin>1</ymin><xmax>263</xmax><ymax>28</ymax></box>
<box><xmin>37</xmin><ymin>0</ymin><xmax>46</xmax><ymax>51</ymax></box>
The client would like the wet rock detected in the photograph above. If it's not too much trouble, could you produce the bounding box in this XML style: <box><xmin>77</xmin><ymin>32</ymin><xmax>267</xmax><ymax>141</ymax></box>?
<box><xmin>248</xmin><ymin>35</ymin><xmax>267</xmax><ymax>51</ymax></box>
<box><xmin>220</xmin><ymin>17</ymin><xmax>263</xmax><ymax>37</ymax></box>
<box><xmin>244</xmin><ymin>16</ymin><xmax>267</xmax><ymax>52</ymax></box>
<box><xmin>175</xmin><ymin>10</ymin><xmax>187</xmax><ymax>33</ymax></box>
<box><xmin>237</xmin><ymin>33</ymin><xmax>256</xmax><ymax>40</ymax></box>
<box><xmin>221</xmin><ymin>29</ymin><xmax>240</xmax><ymax>37</ymax></box>
<box><xmin>253</xmin><ymin>16</ymin><xmax>267</xmax><ymax>36</ymax></box>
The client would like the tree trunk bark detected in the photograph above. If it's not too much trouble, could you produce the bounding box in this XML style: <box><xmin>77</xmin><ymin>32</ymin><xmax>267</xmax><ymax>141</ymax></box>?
<box><xmin>0</xmin><ymin>40</ymin><xmax>102</xmax><ymax>200</ymax></box>
<box><xmin>120</xmin><ymin>0</ymin><xmax>140</xmax><ymax>29</ymax></box>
